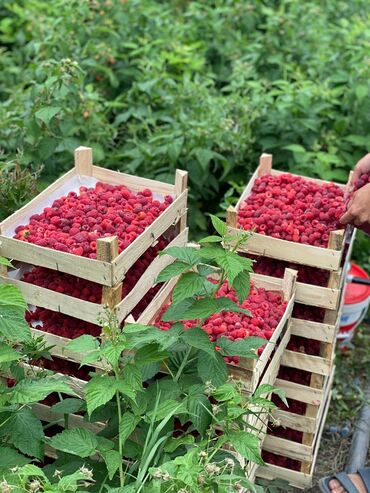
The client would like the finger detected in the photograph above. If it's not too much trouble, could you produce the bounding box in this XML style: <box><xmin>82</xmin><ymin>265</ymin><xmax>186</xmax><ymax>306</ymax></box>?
<box><xmin>340</xmin><ymin>209</ymin><xmax>355</xmax><ymax>225</ymax></box>
<box><xmin>351</xmin><ymin>166</ymin><xmax>362</xmax><ymax>186</ymax></box>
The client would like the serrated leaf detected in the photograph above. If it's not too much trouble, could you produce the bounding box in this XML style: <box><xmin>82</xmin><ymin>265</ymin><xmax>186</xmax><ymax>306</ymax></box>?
<box><xmin>210</xmin><ymin>215</ymin><xmax>228</xmax><ymax>236</ymax></box>
<box><xmin>156</xmin><ymin>261</ymin><xmax>189</xmax><ymax>282</ymax></box>
<box><xmin>186</xmin><ymin>394</ymin><xmax>212</xmax><ymax>435</ymax></box>
<box><xmin>116</xmin><ymin>380</ymin><xmax>136</xmax><ymax>400</ymax></box>
<box><xmin>284</xmin><ymin>144</ymin><xmax>306</xmax><ymax>154</ymax></box>
<box><xmin>198</xmin><ymin>246</ymin><xmax>224</xmax><ymax>260</ymax></box>
<box><xmin>217</xmin><ymin>251</ymin><xmax>244</xmax><ymax>284</ymax></box>
<box><xmin>0</xmin><ymin>446</ymin><xmax>30</xmax><ymax>468</ymax></box>
<box><xmin>160</xmin><ymin>298</ymin><xmax>195</xmax><ymax>322</ymax></box>
<box><xmin>180</xmin><ymin>298</ymin><xmax>217</xmax><ymax>320</ymax></box>
<box><xmin>0</xmin><ymin>307</ymin><xmax>32</xmax><ymax>342</ymax></box>
<box><xmin>10</xmin><ymin>377</ymin><xmax>74</xmax><ymax>404</ymax></box>
<box><xmin>80</xmin><ymin>350</ymin><xmax>100</xmax><ymax>366</ymax></box>
<box><xmin>16</xmin><ymin>464</ymin><xmax>47</xmax><ymax>479</ymax></box>
<box><xmin>197</xmin><ymin>351</ymin><xmax>227</xmax><ymax>387</ymax></box>
<box><xmin>134</xmin><ymin>344</ymin><xmax>168</xmax><ymax>364</ymax></box>
<box><xmin>198</xmin><ymin>235</ymin><xmax>223</xmax><ymax>244</ymax></box>
<box><xmin>181</xmin><ymin>326</ymin><xmax>215</xmax><ymax>357</ymax></box>
<box><xmin>164</xmin><ymin>435</ymin><xmax>194</xmax><ymax>453</ymax></box>
<box><xmin>5</xmin><ymin>408</ymin><xmax>44</xmax><ymax>459</ymax></box>
<box><xmin>227</xmin><ymin>431</ymin><xmax>264</xmax><ymax>465</ymax></box>
<box><xmin>232</xmin><ymin>270</ymin><xmax>251</xmax><ymax>303</ymax></box>
<box><xmin>212</xmin><ymin>383</ymin><xmax>240</xmax><ymax>402</ymax></box>
<box><xmin>197</xmin><ymin>264</ymin><xmax>217</xmax><ymax>277</ymax></box>
<box><xmin>51</xmin><ymin>398</ymin><xmax>84</xmax><ymax>414</ymax></box>
<box><xmin>123</xmin><ymin>365</ymin><xmax>143</xmax><ymax>390</ymax></box>
<box><xmin>48</xmin><ymin>428</ymin><xmax>97</xmax><ymax>458</ymax></box>
<box><xmin>101</xmin><ymin>449</ymin><xmax>122</xmax><ymax>480</ymax></box>
<box><xmin>0</xmin><ymin>343</ymin><xmax>21</xmax><ymax>363</ymax></box>
<box><xmin>217</xmin><ymin>336</ymin><xmax>266</xmax><ymax>357</ymax></box>
<box><xmin>215</xmin><ymin>297</ymin><xmax>252</xmax><ymax>316</ymax></box>
<box><xmin>129</xmin><ymin>324</ymin><xmax>182</xmax><ymax>350</ymax></box>
<box><xmin>85</xmin><ymin>375</ymin><xmax>117</xmax><ymax>416</ymax></box>
<box><xmin>172</xmin><ymin>272</ymin><xmax>204</xmax><ymax>304</ymax></box>
<box><xmin>35</xmin><ymin>106</ymin><xmax>61</xmax><ymax>125</ymax></box>
<box><xmin>0</xmin><ymin>284</ymin><xmax>27</xmax><ymax>310</ymax></box>
<box><xmin>160</xmin><ymin>246</ymin><xmax>199</xmax><ymax>266</ymax></box>
<box><xmin>102</xmin><ymin>342</ymin><xmax>126</xmax><ymax>367</ymax></box>
<box><xmin>66</xmin><ymin>335</ymin><xmax>99</xmax><ymax>353</ymax></box>
<box><xmin>119</xmin><ymin>412</ymin><xmax>139</xmax><ymax>445</ymax></box>
<box><xmin>124</xmin><ymin>323</ymin><xmax>156</xmax><ymax>334</ymax></box>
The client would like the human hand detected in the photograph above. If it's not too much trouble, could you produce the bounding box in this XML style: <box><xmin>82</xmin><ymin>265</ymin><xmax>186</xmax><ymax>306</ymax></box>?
<box><xmin>340</xmin><ymin>182</ymin><xmax>370</xmax><ymax>229</ymax></box>
<box><xmin>351</xmin><ymin>153</ymin><xmax>370</xmax><ymax>187</ymax></box>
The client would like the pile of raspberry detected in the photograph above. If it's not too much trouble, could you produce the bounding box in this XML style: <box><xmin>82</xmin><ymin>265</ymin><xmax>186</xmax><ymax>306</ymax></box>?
<box><xmin>154</xmin><ymin>281</ymin><xmax>288</xmax><ymax>365</ymax></box>
<box><xmin>248</xmin><ymin>254</ymin><xmax>330</xmax><ymax>287</ymax></box>
<box><xmin>262</xmin><ymin>451</ymin><xmax>301</xmax><ymax>472</ymax></box>
<box><xmin>13</xmin><ymin>182</ymin><xmax>173</xmax><ymax>258</ymax></box>
<box><xmin>238</xmin><ymin>173</ymin><xmax>345</xmax><ymax>247</ymax></box>
<box><xmin>354</xmin><ymin>173</ymin><xmax>370</xmax><ymax>191</ymax></box>
<box><xmin>292</xmin><ymin>303</ymin><xmax>325</xmax><ymax>323</ymax></box>
<box><xmin>21</xmin><ymin>237</ymin><xmax>169</xmax><ymax>303</ymax></box>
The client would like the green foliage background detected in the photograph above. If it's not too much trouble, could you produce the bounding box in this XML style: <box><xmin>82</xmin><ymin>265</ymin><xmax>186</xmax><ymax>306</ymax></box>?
<box><xmin>0</xmin><ymin>0</ymin><xmax>369</xmax><ymax>250</ymax></box>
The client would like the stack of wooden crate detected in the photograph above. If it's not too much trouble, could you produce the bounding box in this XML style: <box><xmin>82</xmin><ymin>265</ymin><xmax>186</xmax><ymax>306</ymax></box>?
<box><xmin>0</xmin><ymin>146</ymin><xmax>189</xmax><ymax>376</ymax></box>
<box><xmin>226</xmin><ymin>153</ymin><xmax>355</xmax><ymax>489</ymax></box>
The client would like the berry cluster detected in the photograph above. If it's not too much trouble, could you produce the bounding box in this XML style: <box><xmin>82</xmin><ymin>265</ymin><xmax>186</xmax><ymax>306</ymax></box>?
<box><xmin>154</xmin><ymin>282</ymin><xmax>288</xmax><ymax>365</ymax></box>
<box><xmin>26</xmin><ymin>308</ymin><xmax>101</xmax><ymax>339</ymax></box>
<box><xmin>262</xmin><ymin>451</ymin><xmax>301</xmax><ymax>472</ymax></box>
<box><xmin>292</xmin><ymin>303</ymin><xmax>325</xmax><ymax>323</ymax></box>
<box><xmin>238</xmin><ymin>173</ymin><xmax>345</xmax><ymax>247</ymax></box>
<box><xmin>248</xmin><ymin>254</ymin><xmax>330</xmax><ymax>287</ymax></box>
<box><xmin>14</xmin><ymin>182</ymin><xmax>173</xmax><ymax>257</ymax></box>
<box><xmin>268</xmin><ymin>424</ymin><xmax>303</xmax><ymax>444</ymax></box>
<box><xmin>287</xmin><ymin>335</ymin><xmax>321</xmax><ymax>357</ymax></box>
<box><xmin>272</xmin><ymin>394</ymin><xmax>307</xmax><ymax>416</ymax></box>
<box><xmin>21</xmin><ymin>237</ymin><xmax>169</xmax><ymax>303</ymax></box>
<box><xmin>277</xmin><ymin>365</ymin><xmax>312</xmax><ymax>387</ymax></box>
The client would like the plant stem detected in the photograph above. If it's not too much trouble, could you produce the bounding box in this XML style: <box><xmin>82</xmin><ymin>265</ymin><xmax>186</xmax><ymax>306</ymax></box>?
<box><xmin>174</xmin><ymin>346</ymin><xmax>192</xmax><ymax>382</ymax></box>
<box><xmin>116</xmin><ymin>389</ymin><xmax>125</xmax><ymax>487</ymax></box>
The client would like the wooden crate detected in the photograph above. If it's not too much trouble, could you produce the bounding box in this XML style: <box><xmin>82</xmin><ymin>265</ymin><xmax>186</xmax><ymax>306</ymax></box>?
<box><xmin>131</xmin><ymin>269</ymin><xmax>297</xmax><ymax>392</ymax></box>
<box><xmin>0</xmin><ymin>227</ymin><xmax>188</xmax><ymax>325</ymax></box>
<box><xmin>256</xmin><ymin>375</ymin><xmax>333</xmax><ymax>489</ymax></box>
<box><xmin>0</xmin><ymin>146</ymin><xmax>188</xmax><ymax>287</ymax></box>
<box><xmin>226</xmin><ymin>153</ymin><xmax>352</xmax><ymax>271</ymax></box>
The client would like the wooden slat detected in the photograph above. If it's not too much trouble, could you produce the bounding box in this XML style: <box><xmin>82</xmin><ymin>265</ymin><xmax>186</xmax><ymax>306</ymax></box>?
<box><xmin>175</xmin><ymin>169</ymin><xmax>188</xmax><ymax>231</ymax></box>
<box><xmin>116</xmin><ymin>228</ymin><xmax>188</xmax><ymax>322</ymax></box>
<box><xmin>229</xmin><ymin>228</ymin><xmax>343</xmax><ymax>270</ymax></box>
<box><xmin>274</xmin><ymin>379</ymin><xmax>324</xmax><ymax>406</ymax></box>
<box><xmin>290</xmin><ymin>318</ymin><xmax>338</xmax><ymax>344</ymax></box>
<box><xmin>262</xmin><ymin>435</ymin><xmax>313</xmax><ymax>462</ymax></box>
<box><xmin>97</xmin><ymin>236</ymin><xmax>122</xmax><ymax>309</ymax></box>
<box><xmin>281</xmin><ymin>350</ymin><xmax>332</xmax><ymax>375</ymax></box>
<box><xmin>33</xmin><ymin>403</ymin><xmax>104</xmax><ymax>433</ymax></box>
<box><xmin>75</xmin><ymin>146</ymin><xmax>93</xmax><ymax>176</ymax></box>
<box><xmin>0</xmin><ymin>276</ymin><xmax>102</xmax><ymax>324</ymax></box>
<box><xmin>0</xmin><ymin>237</ymin><xmax>112</xmax><ymax>285</ymax></box>
<box><xmin>112</xmin><ymin>191</ymin><xmax>187</xmax><ymax>284</ymax></box>
<box><xmin>92</xmin><ymin>165</ymin><xmax>175</xmax><ymax>196</ymax></box>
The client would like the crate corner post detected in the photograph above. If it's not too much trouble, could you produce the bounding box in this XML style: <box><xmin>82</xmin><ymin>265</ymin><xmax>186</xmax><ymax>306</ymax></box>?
<box><xmin>282</xmin><ymin>268</ymin><xmax>298</xmax><ymax>301</ymax></box>
<box><xmin>226</xmin><ymin>205</ymin><xmax>238</xmax><ymax>228</ymax></box>
<box><xmin>175</xmin><ymin>169</ymin><xmax>188</xmax><ymax>231</ymax></box>
<box><xmin>74</xmin><ymin>146</ymin><xmax>93</xmax><ymax>176</ymax></box>
<box><xmin>258</xmin><ymin>153</ymin><xmax>273</xmax><ymax>176</ymax></box>
<box><xmin>97</xmin><ymin>236</ymin><xmax>122</xmax><ymax>308</ymax></box>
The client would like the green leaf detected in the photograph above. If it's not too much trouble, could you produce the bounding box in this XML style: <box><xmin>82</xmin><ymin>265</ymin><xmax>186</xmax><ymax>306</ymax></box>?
<box><xmin>6</xmin><ymin>408</ymin><xmax>44</xmax><ymax>459</ymax></box>
<box><xmin>116</xmin><ymin>380</ymin><xmax>136</xmax><ymax>401</ymax></box>
<box><xmin>85</xmin><ymin>375</ymin><xmax>117</xmax><ymax>416</ymax></box>
<box><xmin>181</xmin><ymin>326</ymin><xmax>215</xmax><ymax>357</ymax></box>
<box><xmin>217</xmin><ymin>251</ymin><xmax>244</xmax><ymax>284</ymax></box>
<box><xmin>16</xmin><ymin>464</ymin><xmax>47</xmax><ymax>480</ymax></box>
<box><xmin>134</xmin><ymin>344</ymin><xmax>168</xmax><ymax>364</ymax></box>
<box><xmin>129</xmin><ymin>324</ymin><xmax>182</xmax><ymax>350</ymax></box>
<box><xmin>102</xmin><ymin>342</ymin><xmax>126</xmax><ymax>367</ymax></box>
<box><xmin>164</xmin><ymin>435</ymin><xmax>194</xmax><ymax>453</ymax></box>
<box><xmin>147</xmin><ymin>400</ymin><xmax>185</xmax><ymax>421</ymax></box>
<box><xmin>194</xmin><ymin>148</ymin><xmax>218</xmax><ymax>171</ymax></box>
<box><xmin>172</xmin><ymin>272</ymin><xmax>204</xmax><ymax>304</ymax></box>
<box><xmin>198</xmin><ymin>246</ymin><xmax>224</xmax><ymax>261</ymax></box>
<box><xmin>80</xmin><ymin>350</ymin><xmax>101</xmax><ymax>366</ymax></box>
<box><xmin>215</xmin><ymin>297</ymin><xmax>252</xmax><ymax>317</ymax></box>
<box><xmin>119</xmin><ymin>412</ymin><xmax>139</xmax><ymax>445</ymax></box>
<box><xmin>284</xmin><ymin>144</ymin><xmax>306</xmax><ymax>154</ymax></box>
<box><xmin>48</xmin><ymin>428</ymin><xmax>97</xmax><ymax>458</ymax></box>
<box><xmin>160</xmin><ymin>298</ymin><xmax>195</xmax><ymax>322</ymax></box>
<box><xmin>197</xmin><ymin>264</ymin><xmax>217</xmax><ymax>277</ymax></box>
<box><xmin>51</xmin><ymin>398</ymin><xmax>84</xmax><ymax>414</ymax></box>
<box><xmin>0</xmin><ymin>446</ymin><xmax>30</xmax><ymax>468</ymax></box>
<box><xmin>227</xmin><ymin>431</ymin><xmax>264</xmax><ymax>465</ymax></box>
<box><xmin>156</xmin><ymin>261</ymin><xmax>189</xmax><ymax>283</ymax></box>
<box><xmin>210</xmin><ymin>215</ymin><xmax>228</xmax><ymax>237</ymax></box>
<box><xmin>198</xmin><ymin>235</ymin><xmax>223</xmax><ymax>244</ymax></box>
<box><xmin>0</xmin><ymin>257</ymin><xmax>13</xmax><ymax>268</ymax></box>
<box><xmin>35</xmin><ymin>106</ymin><xmax>61</xmax><ymax>125</ymax></box>
<box><xmin>186</xmin><ymin>394</ymin><xmax>212</xmax><ymax>435</ymax></box>
<box><xmin>217</xmin><ymin>337</ymin><xmax>266</xmax><ymax>357</ymax></box>
<box><xmin>123</xmin><ymin>365</ymin><xmax>143</xmax><ymax>390</ymax></box>
<box><xmin>0</xmin><ymin>307</ymin><xmax>32</xmax><ymax>343</ymax></box>
<box><xmin>212</xmin><ymin>383</ymin><xmax>240</xmax><ymax>402</ymax></box>
<box><xmin>160</xmin><ymin>246</ymin><xmax>199</xmax><ymax>266</ymax></box>
<box><xmin>10</xmin><ymin>377</ymin><xmax>74</xmax><ymax>404</ymax></box>
<box><xmin>197</xmin><ymin>351</ymin><xmax>227</xmax><ymax>387</ymax></box>
<box><xmin>124</xmin><ymin>323</ymin><xmax>155</xmax><ymax>334</ymax></box>
<box><xmin>232</xmin><ymin>270</ymin><xmax>251</xmax><ymax>303</ymax></box>
<box><xmin>179</xmin><ymin>298</ymin><xmax>216</xmax><ymax>320</ymax></box>
<box><xmin>0</xmin><ymin>285</ymin><xmax>27</xmax><ymax>310</ymax></box>
<box><xmin>66</xmin><ymin>335</ymin><xmax>99</xmax><ymax>353</ymax></box>
<box><xmin>101</xmin><ymin>449</ymin><xmax>122</xmax><ymax>480</ymax></box>
<box><xmin>0</xmin><ymin>343</ymin><xmax>20</xmax><ymax>363</ymax></box>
